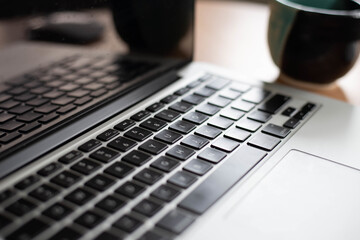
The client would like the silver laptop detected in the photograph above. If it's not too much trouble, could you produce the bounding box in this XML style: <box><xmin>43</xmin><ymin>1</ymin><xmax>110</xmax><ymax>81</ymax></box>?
<box><xmin>1</xmin><ymin>1</ymin><xmax>360</xmax><ymax>240</ymax></box>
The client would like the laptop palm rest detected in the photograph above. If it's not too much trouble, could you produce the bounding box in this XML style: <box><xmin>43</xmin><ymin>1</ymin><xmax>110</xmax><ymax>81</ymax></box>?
<box><xmin>222</xmin><ymin>150</ymin><xmax>360</xmax><ymax>240</ymax></box>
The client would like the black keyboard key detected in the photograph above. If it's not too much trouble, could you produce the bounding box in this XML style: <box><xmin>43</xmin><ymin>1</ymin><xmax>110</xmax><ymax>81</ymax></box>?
<box><xmin>133</xmin><ymin>199</ymin><xmax>162</xmax><ymax>217</ymax></box>
<box><xmin>211</xmin><ymin>137</ymin><xmax>239</xmax><ymax>152</ymax></box>
<box><xmin>65</xmin><ymin>188</ymin><xmax>94</xmax><ymax>206</ymax></box>
<box><xmin>0</xmin><ymin>120</ymin><xmax>24</xmax><ymax>132</ymax></box>
<box><xmin>74</xmin><ymin>96</ymin><xmax>92</xmax><ymax>106</ymax></box>
<box><xmin>0</xmin><ymin>214</ymin><xmax>11</xmax><ymax>230</ymax></box>
<box><xmin>139</xmin><ymin>231</ymin><xmax>170</xmax><ymax>240</ymax></box>
<box><xmin>169</xmin><ymin>120</ymin><xmax>196</xmax><ymax>134</ymax></box>
<box><xmin>282</xmin><ymin>107</ymin><xmax>296</xmax><ymax>116</ymax></box>
<box><xmin>51</xmin><ymin>171</ymin><xmax>81</xmax><ymax>188</ymax></box>
<box><xmin>224</xmin><ymin>128</ymin><xmax>251</xmax><ymax>142</ymax></box>
<box><xmin>6</xmin><ymin>198</ymin><xmax>36</xmax><ymax>217</ymax></box>
<box><xmin>262</xmin><ymin>123</ymin><xmax>291</xmax><ymax>138</ymax></box>
<box><xmin>134</xmin><ymin>168</ymin><xmax>163</xmax><ymax>185</ymax></box>
<box><xmin>166</xmin><ymin>145</ymin><xmax>195</xmax><ymax>161</ymax></box>
<box><xmin>208</xmin><ymin>96</ymin><xmax>231</xmax><ymax>108</ymax></box>
<box><xmin>0</xmin><ymin>132</ymin><xmax>21</xmax><ymax>144</ymax></box>
<box><xmin>283</xmin><ymin>117</ymin><xmax>300</xmax><ymax>129</ymax></box>
<box><xmin>104</xmin><ymin>162</ymin><xmax>134</xmax><ymax>179</ymax></box>
<box><xmin>123</xmin><ymin>150</ymin><xmax>152</xmax><ymax>166</ymax></box>
<box><xmin>38</xmin><ymin>112</ymin><xmax>59</xmax><ymax>124</ymax></box>
<box><xmin>26</xmin><ymin>97</ymin><xmax>49</xmax><ymax>107</ymax></box>
<box><xmin>140</xmin><ymin>118</ymin><xmax>167</xmax><ymax>131</ymax></box>
<box><xmin>0</xmin><ymin>189</ymin><xmax>15</xmax><ymax>203</ymax></box>
<box><xmin>71</xmin><ymin>159</ymin><xmax>101</xmax><ymax>175</ymax></box>
<box><xmin>302</xmin><ymin>102</ymin><xmax>316</xmax><ymax>112</ymax></box>
<box><xmin>18</xmin><ymin>122</ymin><xmax>41</xmax><ymax>133</ymax></box>
<box><xmin>146</xmin><ymin>102</ymin><xmax>165</xmax><ymax>112</ymax></box>
<box><xmin>248</xmin><ymin>133</ymin><xmax>281</xmax><ymax>151</ymax></box>
<box><xmin>78</xmin><ymin>139</ymin><xmax>101</xmax><ymax>152</ymax></box>
<box><xmin>186</xmin><ymin>80</ymin><xmax>202</xmax><ymax>89</ymax></box>
<box><xmin>183</xmin><ymin>111</ymin><xmax>208</xmax><ymax>125</ymax></box>
<box><xmin>75</xmin><ymin>211</ymin><xmax>104</xmax><ymax>229</ymax></box>
<box><xmin>169</xmin><ymin>101</ymin><xmax>193</xmax><ymax>113</ymax></box>
<box><xmin>108</xmin><ymin>136</ymin><xmax>137</xmax><ymax>152</ymax></box>
<box><xmin>197</xmin><ymin>147</ymin><xmax>226</xmax><ymax>163</ymax></box>
<box><xmin>154</xmin><ymin>129</ymin><xmax>182</xmax><ymax>144</ymax></box>
<box><xmin>206</xmin><ymin>77</ymin><xmax>231</xmax><ymax>90</ymax></box>
<box><xmin>95</xmin><ymin>231</ymin><xmax>119</xmax><ymax>240</ymax></box>
<box><xmin>196</xmin><ymin>103</ymin><xmax>220</xmax><ymax>116</ymax></box>
<box><xmin>49</xmin><ymin>227</ymin><xmax>81</xmax><ymax>240</ymax></box>
<box><xmin>43</xmin><ymin>203</ymin><xmax>72</xmax><ymax>220</ymax></box>
<box><xmin>151</xmin><ymin>156</ymin><xmax>180</xmax><ymax>173</ymax></box>
<box><xmin>124</xmin><ymin>127</ymin><xmax>152</xmax><ymax>141</ymax></box>
<box><xmin>96</xmin><ymin>195</ymin><xmax>125</xmax><ymax>213</ymax></box>
<box><xmin>116</xmin><ymin>181</ymin><xmax>145</xmax><ymax>199</ymax></box>
<box><xmin>15</xmin><ymin>175</ymin><xmax>40</xmax><ymax>190</ymax></box>
<box><xmin>181</xmin><ymin>135</ymin><xmax>209</xmax><ymax>150</ymax></box>
<box><xmin>86</xmin><ymin>174</ymin><xmax>115</xmax><ymax>191</ymax></box>
<box><xmin>114</xmin><ymin>119</ymin><xmax>135</xmax><ymax>131</ymax></box>
<box><xmin>194</xmin><ymin>87</ymin><xmax>216</xmax><ymax>97</ymax></box>
<box><xmin>220</xmin><ymin>108</ymin><xmax>245</xmax><ymax>121</ymax></box>
<box><xmin>258</xmin><ymin>94</ymin><xmax>291</xmax><ymax>114</ymax></box>
<box><xmin>155</xmin><ymin>109</ymin><xmax>180</xmax><ymax>122</ymax></box>
<box><xmin>247</xmin><ymin>110</ymin><xmax>272</xmax><ymax>123</ymax></box>
<box><xmin>0</xmin><ymin>100</ymin><xmax>20</xmax><ymax>110</ymax></box>
<box><xmin>139</xmin><ymin>139</ymin><xmax>168</xmax><ymax>155</ymax></box>
<box><xmin>34</xmin><ymin>103</ymin><xmax>59</xmax><ymax>114</ymax></box>
<box><xmin>184</xmin><ymin>159</ymin><xmax>213</xmax><ymax>176</ymax></box>
<box><xmin>29</xmin><ymin>184</ymin><xmax>59</xmax><ymax>202</ymax></box>
<box><xmin>131</xmin><ymin>110</ymin><xmax>151</xmax><ymax>121</ymax></box>
<box><xmin>237</xmin><ymin>118</ymin><xmax>262</xmax><ymax>132</ymax></box>
<box><xmin>0</xmin><ymin>94</ymin><xmax>11</xmax><ymax>103</ymax></box>
<box><xmin>0</xmin><ymin>113</ymin><xmax>15</xmax><ymax>123</ymax></box>
<box><xmin>7</xmin><ymin>218</ymin><xmax>49</xmax><ymax>240</ymax></box>
<box><xmin>219</xmin><ymin>89</ymin><xmax>241</xmax><ymax>100</ymax></box>
<box><xmin>113</xmin><ymin>215</ymin><xmax>142</xmax><ymax>233</ymax></box>
<box><xmin>182</xmin><ymin>94</ymin><xmax>205</xmax><ymax>105</ymax></box>
<box><xmin>8</xmin><ymin>105</ymin><xmax>33</xmax><ymax>115</ymax></box>
<box><xmin>207</xmin><ymin>116</ymin><xmax>233</xmax><ymax>130</ymax></box>
<box><xmin>59</xmin><ymin>150</ymin><xmax>83</xmax><ymax>164</ymax></box>
<box><xmin>56</xmin><ymin>104</ymin><xmax>77</xmax><ymax>114</ymax></box>
<box><xmin>90</xmin><ymin>147</ymin><xmax>119</xmax><ymax>163</ymax></box>
<box><xmin>174</xmin><ymin>87</ymin><xmax>190</xmax><ymax>96</ymax></box>
<box><xmin>195</xmin><ymin>125</ymin><xmax>222</xmax><ymax>139</ymax></box>
<box><xmin>151</xmin><ymin>185</ymin><xmax>180</xmax><ymax>202</ymax></box>
<box><xmin>293</xmin><ymin>110</ymin><xmax>308</xmax><ymax>120</ymax></box>
<box><xmin>179</xmin><ymin>146</ymin><xmax>266</xmax><ymax>214</ymax></box>
<box><xmin>168</xmin><ymin>171</ymin><xmax>197</xmax><ymax>188</ymax></box>
<box><xmin>38</xmin><ymin>162</ymin><xmax>62</xmax><ymax>177</ymax></box>
<box><xmin>160</xmin><ymin>94</ymin><xmax>178</xmax><ymax>104</ymax></box>
<box><xmin>156</xmin><ymin>209</ymin><xmax>195</xmax><ymax>235</ymax></box>
<box><xmin>232</xmin><ymin>100</ymin><xmax>255</xmax><ymax>112</ymax></box>
<box><xmin>241</xmin><ymin>88</ymin><xmax>271</xmax><ymax>104</ymax></box>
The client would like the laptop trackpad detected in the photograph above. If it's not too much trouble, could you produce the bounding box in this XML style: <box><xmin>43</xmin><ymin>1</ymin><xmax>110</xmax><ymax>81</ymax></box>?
<box><xmin>226</xmin><ymin>150</ymin><xmax>360</xmax><ymax>240</ymax></box>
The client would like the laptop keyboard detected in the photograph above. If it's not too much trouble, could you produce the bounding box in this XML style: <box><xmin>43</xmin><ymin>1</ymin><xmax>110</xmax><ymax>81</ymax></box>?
<box><xmin>0</xmin><ymin>55</ymin><xmax>157</xmax><ymax>156</ymax></box>
<box><xmin>0</xmin><ymin>73</ymin><xmax>317</xmax><ymax>240</ymax></box>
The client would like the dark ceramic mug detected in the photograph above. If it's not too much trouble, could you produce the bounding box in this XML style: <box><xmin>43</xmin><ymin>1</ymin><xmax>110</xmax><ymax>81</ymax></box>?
<box><xmin>268</xmin><ymin>0</ymin><xmax>360</xmax><ymax>87</ymax></box>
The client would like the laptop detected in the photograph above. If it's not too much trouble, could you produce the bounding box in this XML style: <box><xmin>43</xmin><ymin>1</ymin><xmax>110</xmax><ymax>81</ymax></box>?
<box><xmin>1</xmin><ymin>1</ymin><xmax>360</xmax><ymax>240</ymax></box>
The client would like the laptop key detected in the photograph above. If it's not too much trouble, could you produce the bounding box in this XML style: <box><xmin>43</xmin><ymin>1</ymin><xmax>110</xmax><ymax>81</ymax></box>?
<box><xmin>154</xmin><ymin>129</ymin><xmax>182</xmax><ymax>144</ymax></box>
<box><xmin>75</xmin><ymin>210</ymin><xmax>104</xmax><ymax>229</ymax></box>
<box><xmin>258</xmin><ymin>94</ymin><xmax>290</xmax><ymax>114</ymax></box>
<box><xmin>6</xmin><ymin>198</ymin><xmax>36</xmax><ymax>217</ymax></box>
<box><xmin>94</xmin><ymin>231</ymin><xmax>119</xmax><ymax>240</ymax></box>
<box><xmin>0</xmin><ymin>120</ymin><xmax>25</xmax><ymax>132</ymax></box>
<box><xmin>97</xmin><ymin>129</ymin><xmax>119</xmax><ymax>141</ymax></box>
<box><xmin>108</xmin><ymin>136</ymin><xmax>137</xmax><ymax>152</ymax></box>
<box><xmin>220</xmin><ymin>108</ymin><xmax>245</xmax><ymax>121</ymax></box>
<box><xmin>38</xmin><ymin>162</ymin><xmax>62</xmax><ymax>177</ymax></box>
<box><xmin>183</xmin><ymin>111</ymin><xmax>208</xmax><ymax>125</ymax></box>
<box><xmin>78</xmin><ymin>139</ymin><xmax>101</xmax><ymax>152</ymax></box>
<box><xmin>29</xmin><ymin>184</ymin><xmax>59</xmax><ymax>202</ymax></box>
<box><xmin>0</xmin><ymin>132</ymin><xmax>21</xmax><ymax>144</ymax></box>
<box><xmin>206</xmin><ymin>77</ymin><xmax>231</xmax><ymax>90</ymax></box>
<box><xmin>232</xmin><ymin>99</ymin><xmax>255</xmax><ymax>112</ymax></box>
<box><xmin>8</xmin><ymin>105</ymin><xmax>32</xmax><ymax>115</ymax></box>
<box><xmin>123</xmin><ymin>150</ymin><xmax>152</xmax><ymax>166</ymax></box>
<box><xmin>38</xmin><ymin>112</ymin><xmax>59</xmax><ymax>124</ymax></box>
<box><xmin>181</xmin><ymin>135</ymin><xmax>209</xmax><ymax>150</ymax></box>
<box><xmin>241</xmin><ymin>88</ymin><xmax>271</xmax><ymax>104</ymax></box>
<box><xmin>56</xmin><ymin>104</ymin><xmax>77</xmax><ymax>114</ymax></box>
<box><xmin>146</xmin><ymin>102</ymin><xmax>165</xmax><ymax>112</ymax></box>
<box><xmin>15</xmin><ymin>175</ymin><xmax>40</xmax><ymax>190</ymax></box>
<box><xmin>262</xmin><ymin>123</ymin><xmax>291</xmax><ymax>138</ymax></box>
<box><xmin>247</xmin><ymin>110</ymin><xmax>272</xmax><ymax>123</ymax></box>
<box><xmin>134</xmin><ymin>168</ymin><xmax>163</xmax><ymax>185</ymax></box>
<box><xmin>114</xmin><ymin>119</ymin><xmax>135</xmax><ymax>131</ymax></box>
<box><xmin>197</xmin><ymin>147</ymin><xmax>226</xmax><ymax>163</ymax></box>
<box><xmin>58</xmin><ymin>150</ymin><xmax>83</xmax><ymax>164</ymax></box>
<box><xmin>34</xmin><ymin>103</ymin><xmax>60</xmax><ymax>114</ymax></box>
<box><xmin>283</xmin><ymin>117</ymin><xmax>300</xmax><ymax>129</ymax></box>
<box><xmin>156</xmin><ymin>209</ymin><xmax>195</xmax><ymax>235</ymax></box>
<box><xmin>151</xmin><ymin>156</ymin><xmax>180</xmax><ymax>173</ymax></box>
<box><xmin>248</xmin><ymin>133</ymin><xmax>281</xmax><ymax>151</ymax></box>
<box><xmin>0</xmin><ymin>214</ymin><xmax>11</xmax><ymax>230</ymax></box>
<box><xmin>0</xmin><ymin>113</ymin><xmax>15</xmax><ymax>123</ymax></box>
<box><xmin>155</xmin><ymin>109</ymin><xmax>180</xmax><ymax>122</ymax></box>
<box><xmin>182</xmin><ymin>94</ymin><xmax>205</xmax><ymax>105</ymax></box>
<box><xmin>139</xmin><ymin>231</ymin><xmax>170</xmax><ymax>240</ymax></box>
<box><xmin>208</xmin><ymin>96</ymin><xmax>232</xmax><ymax>108</ymax></box>
<box><xmin>26</xmin><ymin>97</ymin><xmax>49</xmax><ymax>107</ymax></box>
<box><xmin>71</xmin><ymin>159</ymin><xmax>101</xmax><ymax>175</ymax></box>
<box><xmin>73</xmin><ymin>95</ymin><xmax>92</xmax><ymax>106</ymax></box>
<box><xmin>49</xmin><ymin>227</ymin><xmax>81</xmax><ymax>240</ymax></box>
<box><xmin>105</xmin><ymin>162</ymin><xmax>133</xmax><ymax>179</ymax></box>
<box><xmin>237</xmin><ymin>118</ymin><xmax>262</xmax><ymax>132</ymax></box>
<box><xmin>207</xmin><ymin>116</ymin><xmax>233</xmax><ymax>130</ymax></box>
<box><xmin>160</xmin><ymin>94</ymin><xmax>178</xmax><ymax>104</ymax></box>
<box><xmin>224</xmin><ymin>128</ymin><xmax>251</xmax><ymax>142</ymax></box>
<box><xmin>96</xmin><ymin>195</ymin><xmax>125</xmax><ymax>213</ymax></box>
<box><xmin>18</xmin><ymin>122</ymin><xmax>41</xmax><ymax>133</ymax></box>
<box><xmin>6</xmin><ymin>218</ymin><xmax>49</xmax><ymax>240</ymax></box>
<box><xmin>116</xmin><ymin>181</ymin><xmax>145</xmax><ymax>199</ymax></box>
<box><xmin>151</xmin><ymin>185</ymin><xmax>180</xmax><ymax>202</ymax></box>
<box><xmin>166</xmin><ymin>145</ymin><xmax>195</xmax><ymax>161</ymax></box>
<box><xmin>282</xmin><ymin>107</ymin><xmax>296</xmax><ymax>117</ymax></box>
<box><xmin>51</xmin><ymin>171</ymin><xmax>81</xmax><ymax>188</ymax></box>
<box><xmin>194</xmin><ymin>87</ymin><xmax>216</xmax><ymax>97</ymax></box>
<box><xmin>0</xmin><ymin>100</ymin><xmax>20</xmax><ymax>110</ymax></box>
<box><xmin>140</xmin><ymin>118</ymin><xmax>167</xmax><ymax>131</ymax></box>
<box><xmin>124</xmin><ymin>127</ymin><xmax>152</xmax><ymax>141</ymax></box>
<box><xmin>133</xmin><ymin>199</ymin><xmax>162</xmax><ymax>217</ymax></box>
<box><xmin>131</xmin><ymin>110</ymin><xmax>151</xmax><ymax>121</ymax></box>
<box><xmin>174</xmin><ymin>87</ymin><xmax>190</xmax><ymax>96</ymax></box>
<box><xmin>65</xmin><ymin>188</ymin><xmax>94</xmax><ymax>206</ymax></box>
<box><xmin>85</xmin><ymin>174</ymin><xmax>115</xmax><ymax>191</ymax></box>
<box><xmin>169</xmin><ymin>101</ymin><xmax>193</xmax><ymax>113</ymax></box>
<box><xmin>211</xmin><ymin>137</ymin><xmax>240</xmax><ymax>152</ymax></box>
<box><xmin>169</xmin><ymin>120</ymin><xmax>196</xmax><ymax>134</ymax></box>
<box><xmin>0</xmin><ymin>189</ymin><xmax>16</xmax><ymax>203</ymax></box>
<box><xmin>43</xmin><ymin>203</ymin><xmax>72</xmax><ymax>220</ymax></box>
<box><xmin>168</xmin><ymin>171</ymin><xmax>197</xmax><ymax>188</ymax></box>
<box><xmin>184</xmin><ymin>159</ymin><xmax>213</xmax><ymax>176</ymax></box>
<box><xmin>219</xmin><ymin>89</ymin><xmax>241</xmax><ymax>100</ymax></box>
<box><xmin>113</xmin><ymin>215</ymin><xmax>143</xmax><ymax>233</ymax></box>
<box><xmin>196</xmin><ymin>103</ymin><xmax>220</xmax><ymax>116</ymax></box>
<box><xmin>179</xmin><ymin>146</ymin><xmax>266</xmax><ymax>215</ymax></box>
<box><xmin>90</xmin><ymin>147</ymin><xmax>120</xmax><ymax>163</ymax></box>
<box><xmin>195</xmin><ymin>125</ymin><xmax>222</xmax><ymax>139</ymax></box>
<box><xmin>139</xmin><ymin>139</ymin><xmax>168</xmax><ymax>155</ymax></box>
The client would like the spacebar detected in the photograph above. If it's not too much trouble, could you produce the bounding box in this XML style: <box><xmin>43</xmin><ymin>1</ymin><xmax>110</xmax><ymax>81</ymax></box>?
<box><xmin>179</xmin><ymin>145</ymin><xmax>266</xmax><ymax>215</ymax></box>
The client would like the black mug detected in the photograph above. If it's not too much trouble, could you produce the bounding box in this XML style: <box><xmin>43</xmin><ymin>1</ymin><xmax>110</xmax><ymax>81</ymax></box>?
<box><xmin>268</xmin><ymin>0</ymin><xmax>360</xmax><ymax>87</ymax></box>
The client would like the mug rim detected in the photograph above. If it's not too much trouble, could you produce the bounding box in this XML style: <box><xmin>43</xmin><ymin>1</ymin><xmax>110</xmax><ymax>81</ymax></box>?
<box><xmin>275</xmin><ymin>0</ymin><xmax>360</xmax><ymax>17</ymax></box>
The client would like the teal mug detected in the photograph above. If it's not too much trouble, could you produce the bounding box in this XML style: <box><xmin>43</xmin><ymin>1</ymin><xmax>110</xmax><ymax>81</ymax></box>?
<box><xmin>268</xmin><ymin>0</ymin><xmax>360</xmax><ymax>86</ymax></box>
